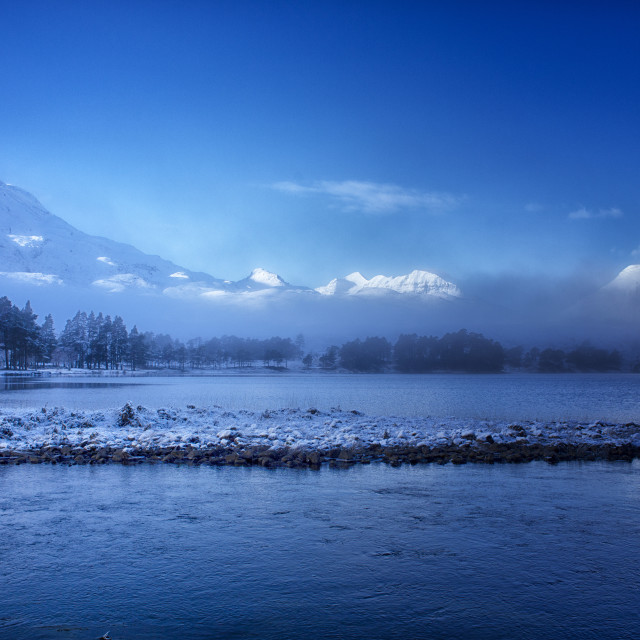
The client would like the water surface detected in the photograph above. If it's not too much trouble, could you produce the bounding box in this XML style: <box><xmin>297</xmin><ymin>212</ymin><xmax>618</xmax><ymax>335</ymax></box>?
<box><xmin>1</xmin><ymin>462</ymin><xmax>638</xmax><ymax>639</ymax></box>
<box><xmin>1</xmin><ymin>372</ymin><xmax>639</xmax><ymax>422</ymax></box>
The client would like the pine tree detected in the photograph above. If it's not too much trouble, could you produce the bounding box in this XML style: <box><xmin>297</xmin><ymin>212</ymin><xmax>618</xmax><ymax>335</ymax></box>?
<box><xmin>95</xmin><ymin>315</ymin><xmax>113</xmax><ymax>369</ymax></box>
<box><xmin>14</xmin><ymin>301</ymin><xmax>40</xmax><ymax>369</ymax></box>
<box><xmin>39</xmin><ymin>314</ymin><xmax>57</xmax><ymax>366</ymax></box>
<box><xmin>129</xmin><ymin>326</ymin><xmax>146</xmax><ymax>371</ymax></box>
<box><xmin>86</xmin><ymin>311</ymin><xmax>100</xmax><ymax>368</ymax></box>
<box><xmin>111</xmin><ymin>316</ymin><xmax>128</xmax><ymax>369</ymax></box>
<box><xmin>0</xmin><ymin>296</ymin><xmax>13</xmax><ymax>369</ymax></box>
<box><xmin>60</xmin><ymin>311</ymin><xmax>88</xmax><ymax>368</ymax></box>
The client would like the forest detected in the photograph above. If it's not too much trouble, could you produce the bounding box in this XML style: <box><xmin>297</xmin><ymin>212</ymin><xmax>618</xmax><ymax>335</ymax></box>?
<box><xmin>0</xmin><ymin>295</ymin><xmax>627</xmax><ymax>374</ymax></box>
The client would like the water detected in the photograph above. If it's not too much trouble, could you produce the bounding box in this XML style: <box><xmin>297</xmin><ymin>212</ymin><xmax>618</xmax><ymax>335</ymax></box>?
<box><xmin>2</xmin><ymin>375</ymin><xmax>639</xmax><ymax>638</ymax></box>
<box><xmin>1</xmin><ymin>462</ymin><xmax>638</xmax><ymax>639</ymax></box>
<box><xmin>2</xmin><ymin>372</ymin><xmax>640</xmax><ymax>422</ymax></box>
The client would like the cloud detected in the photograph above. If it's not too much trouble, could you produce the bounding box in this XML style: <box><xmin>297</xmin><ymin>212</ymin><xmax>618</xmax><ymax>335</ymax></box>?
<box><xmin>272</xmin><ymin>180</ymin><xmax>460</xmax><ymax>214</ymax></box>
<box><xmin>568</xmin><ymin>207</ymin><xmax>623</xmax><ymax>220</ymax></box>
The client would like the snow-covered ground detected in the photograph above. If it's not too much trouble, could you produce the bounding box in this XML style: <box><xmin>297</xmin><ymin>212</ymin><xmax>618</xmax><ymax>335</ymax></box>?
<box><xmin>1</xmin><ymin>403</ymin><xmax>638</xmax><ymax>465</ymax></box>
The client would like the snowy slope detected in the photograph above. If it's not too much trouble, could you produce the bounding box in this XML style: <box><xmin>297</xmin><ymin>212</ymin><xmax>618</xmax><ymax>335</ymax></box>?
<box><xmin>316</xmin><ymin>269</ymin><xmax>460</xmax><ymax>298</ymax></box>
<box><xmin>604</xmin><ymin>265</ymin><xmax>640</xmax><ymax>294</ymax></box>
<box><xmin>0</xmin><ymin>180</ymin><xmax>457</xmax><ymax>301</ymax></box>
<box><xmin>0</xmin><ymin>180</ymin><xmax>226</xmax><ymax>293</ymax></box>
<box><xmin>316</xmin><ymin>272</ymin><xmax>368</xmax><ymax>295</ymax></box>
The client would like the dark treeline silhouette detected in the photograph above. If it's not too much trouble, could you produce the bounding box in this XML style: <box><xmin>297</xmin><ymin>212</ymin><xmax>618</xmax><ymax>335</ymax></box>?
<box><xmin>0</xmin><ymin>295</ymin><xmax>630</xmax><ymax>373</ymax></box>
<box><xmin>511</xmin><ymin>343</ymin><xmax>623</xmax><ymax>373</ymax></box>
<box><xmin>394</xmin><ymin>330</ymin><xmax>504</xmax><ymax>372</ymax></box>
<box><xmin>312</xmin><ymin>330</ymin><xmax>503</xmax><ymax>373</ymax></box>
<box><xmin>314</xmin><ymin>332</ymin><xmax>625</xmax><ymax>373</ymax></box>
<box><xmin>339</xmin><ymin>337</ymin><xmax>392</xmax><ymax>372</ymax></box>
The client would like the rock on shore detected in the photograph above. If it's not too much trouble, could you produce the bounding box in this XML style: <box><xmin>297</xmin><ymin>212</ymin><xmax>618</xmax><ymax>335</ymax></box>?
<box><xmin>0</xmin><ymin>403</ymin><xmax>638</xmax><ymax>468</ymax></box>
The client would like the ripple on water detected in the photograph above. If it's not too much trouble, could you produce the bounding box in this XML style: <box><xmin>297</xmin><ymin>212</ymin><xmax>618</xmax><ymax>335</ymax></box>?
<box><xmin>0</xmin><ymin>461</ymin><xmax>639</xmax><ymax>639</ymax></box>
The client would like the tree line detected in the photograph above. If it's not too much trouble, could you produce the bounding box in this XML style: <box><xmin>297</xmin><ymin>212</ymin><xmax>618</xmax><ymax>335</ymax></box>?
<box><xmin>0</xmin><ymin>297</ymin><xmax>55</xmax><ymax>370</ymax></box>
<box><xmin>502</xmin><ymin>344</ymin><xmax>622</xmax><ymax>373</ymax></box>
<box><xmin>310</xmin><ymin>330</ymin><xmax>624</xmax><ymax>373</ymax></box>
<box><xmin>312</xmin><ymin>330</ymin><xmax>504</xmax><ymax>373</ymax></box>
<box><xmin>0</xmin><ymin>295</ymin><xmax>628</xmax><ymax>373</ymax></box>
<box><xmin>0</xmin><ymin>296</ymin><xmax>302</xmax><ymax>371</ymax></box>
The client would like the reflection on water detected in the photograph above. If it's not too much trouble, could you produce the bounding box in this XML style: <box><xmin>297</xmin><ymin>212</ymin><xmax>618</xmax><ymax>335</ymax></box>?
<box><xmin>1</xmin><ymin>372</ymin><xmax>639</xmax><ymax>422</ymax></box>
<box><xmin>0</xmin><ymin>379</ymin><xmax>145</xmax><ymax>392</ymax></box>
<box><xmin>0</xmin><ymin>461</ymin><xmax>638</xmax><ymax>639</ymax></box>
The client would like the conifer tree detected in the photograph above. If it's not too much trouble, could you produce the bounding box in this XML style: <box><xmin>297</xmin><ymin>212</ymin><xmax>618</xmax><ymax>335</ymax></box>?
<box><xmin>39</xmin><ymin>314</ymin><xmax>57</xmax><ymax>366</ymax></box>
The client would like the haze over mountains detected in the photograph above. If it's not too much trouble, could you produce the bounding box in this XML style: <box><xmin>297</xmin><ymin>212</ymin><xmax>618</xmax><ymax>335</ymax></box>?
<box><xmin>0</xmin><ymin>179</ymin><xmax>638</xmax><ymax>345</ymax></box>
<box><xmin>0</xmin><ymin>180</ymin><xmax>463</xmax><ymax>302</ymax></box>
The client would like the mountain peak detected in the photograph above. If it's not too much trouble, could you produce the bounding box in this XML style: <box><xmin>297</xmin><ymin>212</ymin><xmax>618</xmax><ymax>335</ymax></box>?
<box><xmin>317</xmin><ymin>269</ymin><xmax>460</xmax><ymax>298</ymax></box>
<box><xmin>345</xmin><ymin>271</ymin><xmax>368</xmax><ymax>286</ymax></box>
<box><xmin>605</xmin><ymin>264</ymin><xmax>640</xmax><ymax>292</ymax></box>
<box><xmin>248</xmin><ymin>267</ymin><xmax>286</xmax><ymax>287</ymax></box>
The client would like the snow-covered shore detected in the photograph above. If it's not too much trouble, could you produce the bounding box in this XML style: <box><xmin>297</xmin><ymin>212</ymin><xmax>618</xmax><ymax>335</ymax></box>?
<box><xmin>1</xmin><ymin>403</ymin><xmax>639</xmax><ymax>467</ymax></box>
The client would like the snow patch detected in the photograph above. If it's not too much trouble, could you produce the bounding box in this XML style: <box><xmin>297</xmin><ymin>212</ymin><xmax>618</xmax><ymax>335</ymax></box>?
<box><xmin>96</xmin><ymin>256</ymin><xmax>117</xmax><ymax>266</ymax></box>
<box><xmin>92</xmin><ymin>274</ymin><xmax>154</xmax><ymax>293</ymax></box>
<box><xmin>0</xmin><ymin>271</ymin><xmax>63</xmax><ymax>285</ymax></box>
<box><xmin>8</xmin><ymin>234</ymin><xmax>44</xmax><ymax>248</ymax></box>
<box><xmin>169</xmin><ymin>271</ymin><xmax>190</xmax><ymax>279</ymax></box>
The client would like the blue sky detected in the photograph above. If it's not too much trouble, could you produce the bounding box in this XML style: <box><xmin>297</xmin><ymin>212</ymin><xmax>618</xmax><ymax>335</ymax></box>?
<box><xmin>1</xmin><ymin>1</ymin><xmax>639</xmax><ymax>287</ymax></box>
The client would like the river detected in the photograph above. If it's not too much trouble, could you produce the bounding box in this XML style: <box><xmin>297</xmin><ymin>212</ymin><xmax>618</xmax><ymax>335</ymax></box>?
<box><xmin>1</xmin><ymin>372</ymin><xmax>639</xmax><ymax>639</ymax></box>
<box><xmin>1</xmin><ymin>462</ymin><xmax>639</xmax><ymax>639</ymax></box>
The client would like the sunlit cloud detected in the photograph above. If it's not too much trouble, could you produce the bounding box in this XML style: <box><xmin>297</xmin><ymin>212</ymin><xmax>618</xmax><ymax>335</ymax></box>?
<box><xmin>272</xmin><ymin>180</ymin><xmax>461</xmax><ymax>214</ymax></box>
<box><xmin>568</xmin><ymin>207</ymin><xmax>623</xmax><ymax>220</ymax></box>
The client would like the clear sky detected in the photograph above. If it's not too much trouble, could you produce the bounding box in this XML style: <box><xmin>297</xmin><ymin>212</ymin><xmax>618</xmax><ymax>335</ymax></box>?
<box><xmin>1</xmin><ymin>1</ymin><xmax>639</xmax><ymax>288</ymax></box>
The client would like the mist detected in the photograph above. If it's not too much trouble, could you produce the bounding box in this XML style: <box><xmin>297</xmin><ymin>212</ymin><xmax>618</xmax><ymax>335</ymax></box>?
<box><xmin>5</xmin><ymin>266</ymin><xmax>639</xmax><ymax>355</ymax></box>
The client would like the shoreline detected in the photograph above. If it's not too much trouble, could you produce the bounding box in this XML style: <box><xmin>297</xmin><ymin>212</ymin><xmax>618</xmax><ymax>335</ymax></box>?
<box><xmin>1</xmin><ymin>403</ymin><xmax>639</xmax><ymax>468</ymax></box>
<box><xmin>2</xmin><ymin>367</ymin><xmax>639</xmax><ymax>378</ymax></box>
<box><xmin>1</xmin><ymin>440</ymin><xmax>639</xmax><ymax>468</ymax></box>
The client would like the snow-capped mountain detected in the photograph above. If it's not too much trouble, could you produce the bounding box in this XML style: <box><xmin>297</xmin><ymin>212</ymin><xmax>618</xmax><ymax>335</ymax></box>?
<box><xmin>316</xmin><ymin>272</ymin><xmax>368</xmax><ymax>296</ymax></box>
<box><xmin>229</xmin><ymin>267</ymin><xmax>312</xmax><ymax>293</ymax></box>
<box><xmin>0</xmin><ymin>180</ymin><xmax>313</xmax><ymax>298</ymax></box>
<box><xmin>0</xmin><ymin>179</ymin><xmax>456</xmax><ymax>302</ymax></box>
<box><xmin>316</xmin><ymin>270</ymin><xmax>460</xmax><ymax>298</ymax></box>
<box><xmin>604</xmin><ymin>265</ymin><xmax>640</xmax><ymax>294</ymax></box>
<box><xmin>5</xmin><ymin>180</ymin><xmax>638</xmax><ymax>344</ymax></box>
<box><xmin>0</xmin><ymin>180</ymin><xmax>227</xmax><ymax>293</ymax></box>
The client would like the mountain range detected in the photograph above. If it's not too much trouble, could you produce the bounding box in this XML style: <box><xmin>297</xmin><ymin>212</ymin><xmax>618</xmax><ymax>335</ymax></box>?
<box><xmin>1</xmin><ymin>179</ymin><xmax>638</xmax><ymax>344</ymax></box>
<box><xmin>0</xmin><ymin>180</ymin><xmax>463</xmax><ymax>301</ymax></box>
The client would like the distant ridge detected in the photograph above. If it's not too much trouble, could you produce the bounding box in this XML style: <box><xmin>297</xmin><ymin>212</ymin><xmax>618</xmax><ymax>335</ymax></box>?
<box><xmin>0</xmin><ymin>180</ymin><xmax>457</xmax><ymax>301</ymax></box>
